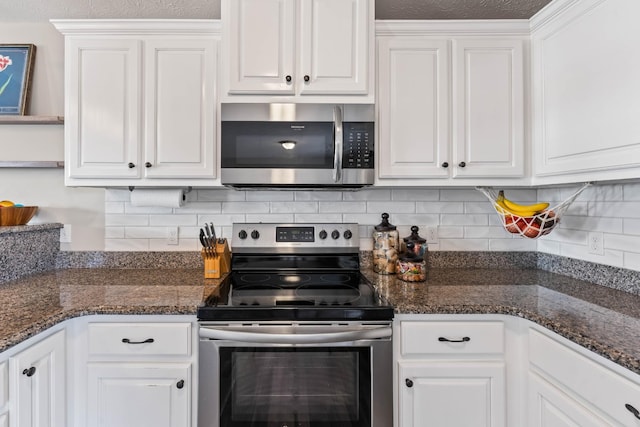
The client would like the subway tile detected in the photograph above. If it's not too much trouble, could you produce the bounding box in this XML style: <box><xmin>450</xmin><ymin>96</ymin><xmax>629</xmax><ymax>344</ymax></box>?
<box><xmin>105</xmin><ymin>227</ymin><xmax>125</xmax><ymax>239</ymax></box>
<box><xmin>416</xmin><ymin>202</ymin><xmax>464</xmax><ymax>214</ymax></box>
<box><xmin>623</xmin><ymin>219</ymin><xmax>640</xmax><ymax>235</ymax></box>
<box><xmin>465</xmin><ymin>226</ymin><xmax>511</xmax><ymax>239</ymax></box>
<box><xmin>197</xmin><ymin>189</ymin><xmax>246</xmax><ymax>202</ymax></box>
<box><xmin>465</xmin><ymin>202</ymin><xmax>496</xmax><ymax>214</ymax></box>
<box><xmin>391</xmin><ymin>214</ymin><xmax>439</xmax><ymax>226</ymax></box>
<box><xmin>149</xmin><ymin>238</ymin><xmax>199</xmax><ymax>252</ymax></box>
<box><xmin>124</xmin><ymin>204</ymin><xmax>174</xmax><ymax>214</ymax></box>
<box><xmin>105</xmin><ymin>238</ymin><xmax>149</xmax><ymax>251</ymax></box>
<box><xmin>391</xmin><ymin>189</ymin><xmax>439</xmax><ymax>201</ymax></box>
<box><xmin>563</xmin><ymin>201</ymin><xmax>588</xmax><ymax>216</ymax></box>
<box><xmin>559</xmin><ymin>243</ymin><xmax>624</xmax><ymax>268</ymax></box>
<box><xmin>440</xmin><ymin>189</ymin><xmax>486</xmax><ymax>202</ymax></box>
<box><xmin>437</xmin><ymin>226</ymin><xmax>464</xmax><ymax>238</ymax></box>
<box><xmin>489</xmin><ymin>238</ymin><xmax>536</xmax><ymax>251</ymax></box>
<box><xmin>320</xmin><ymin>201</ymin><xmax>366</xmax><ymax>213</ymax></box>
<box><xmin>560</xmin><ymin>215</ymin><xmax>623</xmax><ymax>233</ymax></box>
<box><xmin>624</xmin><ymin>252</ymin><xmax>640</xmax><ymax>270</ymax></box>
<box><xmin>604</xmin><ymin>233</ymin><xmax>640</xmax><ymax>254</ymax></box>
<box><xmin>343</xmin><ymin>188</ymin><xmax>391</xmax><ymax>201</ymax></box>
<box><xmin>440</xmin><ymin>214</ymin><xmax>488</xmax><ymax>226</ymax></box>
<box><xmin>222</xmin><ymin>202</ymin><xmax>270</xmax><ymax>214</ymax></box>
<box><xmin>197</xmin><ymin>214</ymin><xmax>246</xmax><ymax>226</ymax></box>
<box><xmin>342</xmin><ymin>213</ymin><xmax>386</xmax><ymax>226</ymax></box>
<box><xmin>246</xmin><ymin>213</ymin><xmax>295</xmax><ymax>223</ymax></box>
<box><xmin>623</xmin><ymin>183</ymin><xmax>640</xmax><ymax>201</ymax></box>
<box><xmin>246</xmin><ymin>191</ymin><xmax>295</xmax><ymax>202</ymax></box>
<box><xmin>149</xmin><ymin>214</ymin><xmax>198</xmax><ymax>227</ymax></box>
<box><xmin>105</xmin><ymin>215</ymin><xmax>149</xmax><ymax>227</ymax></box>
<box><xmin>589</xmin><ymin>201</ymin><xmax>640</xmax><ymax>219</ymax></box>
<box><xmin>105</xmin><ymin>189</ymin><xmax>131</xmax><ymax>202</ymax></box>
<box><xmin>177</xmin><ymin>202</ymin><xmax>222</xmax><ymax>214</ymax></box>
<box><xmin>294</xmin><ymin>213</ymin><xmax>343</xmax><ymax>223</ymax></box>
<box><xmin>582</xmin><ymin>184</ymin><xmax>623</xmax><ymax>201</ymax></box>
<box><xmin>438</xmin><ymin>239</ymin><xmax>489</xmax><ymax>251</ymax></box>
<box><xmin>125</xmin><ymin>227</ymin><xmax>168</xmax><ymax>239</ymax></box>
<box><xmin>294</xmin><ymin>191</ymin><xmax>343</xmax><ymax>201</ymax></box>
<box><xmin>543</xmin><ymin>228</ymin><xmax>588</xmax><ymax>246</ymax></box>
<box><xmin>271</xmin><ymin>201</ymin><xmax>318</xmax><ymax>213</ymax></box>
<box><xmin>105</xmin><ymin>202</ymin><xmax>125</xmax><ymax>214</ymax></box>
<box><xmin>537</xmin><ymin>239</ymin><xmax>561</xmax><ymax>255</ymax></box>
<box><xmin>366</xmin><ymin>201</ymin><xmax>415</xmax><ymax>214</ymax></box>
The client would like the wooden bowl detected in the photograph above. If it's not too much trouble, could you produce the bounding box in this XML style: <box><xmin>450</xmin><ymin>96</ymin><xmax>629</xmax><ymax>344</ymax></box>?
<box><xmin>0</xmin><ymin>206</ymin><xmax>38</xmax><ymax>226</ymax></box>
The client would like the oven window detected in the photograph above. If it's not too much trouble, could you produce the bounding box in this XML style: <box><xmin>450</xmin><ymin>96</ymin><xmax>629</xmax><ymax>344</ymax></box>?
<box><xmin>219</xmin><ymin>347</ymin><xmax>371</xmax><ymax>427</ymax></box>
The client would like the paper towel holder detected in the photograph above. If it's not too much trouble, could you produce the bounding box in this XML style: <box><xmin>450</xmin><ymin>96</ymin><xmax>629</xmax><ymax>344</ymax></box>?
<box><xmin>127</xmin><ymin>186</ymin><xmax>192</xmax><ymax>201</ymax></box>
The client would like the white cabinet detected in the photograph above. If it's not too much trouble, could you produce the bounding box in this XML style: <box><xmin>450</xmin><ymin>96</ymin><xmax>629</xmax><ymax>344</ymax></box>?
<box><xmin>376</xmin><ymin>23</ymin><xmax>526</xmax><ymax>185</ymax></box>
<box><xmin>531</xmin><ymin>0</ymin><xmax>640</xmax><ymax>184</ymax></box>
<box><xmin>10</xmin><ymin>329</ymin><xmax>66</xmax><ymax>427</ymax></box>
<box><xmin>528</xmin><ymin>326</ymin><xmax>640</xmax><ymax>426</ymax></box>
<box><xmin>395</xmin><ymin>318</ymin><xmax>507</xmax><ymax>427</ymax></box>
<box><xmin>0</xmin><ymin>361</ymin><xmax>7</xmax><ymax>427</ymax></box>
<box><xmin>72</xmin><ymin>319</ymin><xmax>197</xmax><ymax>427</ymax></box>
<box><xmin>53</xmin><ymin>20</ymin><xmax>219</xmax><ymax>187</ymax></box>
<box><xmin>222</xmin><ymin>0</ymin><xmax>374</xmax><ymax>101</ymax></box>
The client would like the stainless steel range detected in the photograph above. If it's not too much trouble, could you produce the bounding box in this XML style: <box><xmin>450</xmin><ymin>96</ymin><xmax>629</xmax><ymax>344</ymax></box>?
<box><xmin>198</xmin><ymin>223</ymin><xmax>393</xmax><ymax>427</ymax></box>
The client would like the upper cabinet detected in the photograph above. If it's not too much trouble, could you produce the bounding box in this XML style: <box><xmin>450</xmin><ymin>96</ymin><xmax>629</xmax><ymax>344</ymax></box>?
<box><xmin>531</xmin><ymin>0</ymin><xmax>640</xmax><ymax>184</ymax></box>
<box><xmin>52</xmin><ymin>20</ymin><xmax>219</xmax><ymax>187</ymax></box>
<box><xmin>221</xmin><ymin>0</ymin><xmax>374</xmax><ymax>103</ymax></box>
<box><xmin>376</xmin><ymin>22</ymin><xmax>527</xmax><ymax>186</ymax></box>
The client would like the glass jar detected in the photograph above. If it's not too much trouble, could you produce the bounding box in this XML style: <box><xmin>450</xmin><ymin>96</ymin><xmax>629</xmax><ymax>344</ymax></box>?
<box><xmin>372</xmin><ymin>213</ymin><xmax>399</xmax><ymax>275</ymax></box>
<box><xmin>396</xmin><ymin>242</ymin><xmax>427</xmax><ymax>282</ymax></box>
<box><xmin>402</xmin><ymin>226</ymin><xmax>429</xmax><ymax>261</ymax></box>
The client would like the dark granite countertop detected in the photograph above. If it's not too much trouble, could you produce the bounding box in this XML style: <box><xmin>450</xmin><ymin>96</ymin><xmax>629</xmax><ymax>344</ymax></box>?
<box><xmin>1</xmin><ymin>267</ymin><xmax>639</xmax><ymax>376</ymax></box>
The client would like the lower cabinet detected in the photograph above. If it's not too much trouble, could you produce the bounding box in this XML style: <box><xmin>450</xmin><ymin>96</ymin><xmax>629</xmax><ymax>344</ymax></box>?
<box><xmin>87</xmin><ymin>363</ymin><xmax>190</xmax><ymax>427</ymax></box>
<box><xmin>10</xmin><ymin>329</ymin><xmax>66</xmax><ymax>427</ymax></box>
<box><xmin>395</xmin><ymin>316</ymin><xmax>508</xmax><ymax>427</ymax></box>
<box><xmin>0</xmin><ymin>361</ymin><xmax>8</xmax><ymax>427</ymax></box>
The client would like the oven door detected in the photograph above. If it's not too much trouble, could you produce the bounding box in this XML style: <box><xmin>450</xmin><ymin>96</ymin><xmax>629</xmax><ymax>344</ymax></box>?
<box><xmin>198</xmin><ymin>322</ymin><xmax>392</xmax><ymax>427</ymax></box>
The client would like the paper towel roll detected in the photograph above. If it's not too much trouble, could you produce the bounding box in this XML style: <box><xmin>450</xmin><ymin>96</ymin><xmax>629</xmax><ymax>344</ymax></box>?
<box><xmin>130</xmin><ymin>189</ymin><xmax>185</xmax><ymax>208</ymax></box>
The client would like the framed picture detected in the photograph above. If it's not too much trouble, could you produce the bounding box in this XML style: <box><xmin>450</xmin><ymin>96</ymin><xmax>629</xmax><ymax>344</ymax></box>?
<box><xmin>0</xmin><ymin>44</ymin><xmax>36</xmax><ymax>115</ymax></box>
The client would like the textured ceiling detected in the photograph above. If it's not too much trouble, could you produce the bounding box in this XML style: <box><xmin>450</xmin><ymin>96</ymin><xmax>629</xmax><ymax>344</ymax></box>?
<box><xmin>1</xmin><ymin>0</ymin><xmax>553</xmax><ymax>22</ymax></box>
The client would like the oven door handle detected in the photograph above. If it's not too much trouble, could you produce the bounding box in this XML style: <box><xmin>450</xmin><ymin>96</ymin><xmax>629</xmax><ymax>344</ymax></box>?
<box><xmin>199</xmin><ymin>325</ymin><xmax>391</xmax><ymax>344</ymax></box>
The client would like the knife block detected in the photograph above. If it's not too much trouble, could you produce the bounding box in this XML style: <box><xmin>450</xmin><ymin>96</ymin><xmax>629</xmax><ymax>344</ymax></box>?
<box><xmin>202</xmin><ymin>239</ymin><xmax>231</xmax><ymax>279</ymax></box>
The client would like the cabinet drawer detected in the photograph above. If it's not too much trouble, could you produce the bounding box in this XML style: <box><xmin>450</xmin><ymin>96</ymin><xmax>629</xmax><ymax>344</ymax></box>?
<box><xmin>88</xmin><ymin>323</ymin><xmax>191</xmax><ymax>357</ymax></box>
<box><xmin>0</xmin><ymin>361</ymin><xmax>6</xmax><ymax>408</ymax></box>
<box><xmin>529</xmin><ymin>328</ymin><xmax>640</xmax><ymax>425</ymax></box>
<box><xmin>400</xmin><ymin>321</ymin><xmax>504</xmax><ymax>355</ymax></box>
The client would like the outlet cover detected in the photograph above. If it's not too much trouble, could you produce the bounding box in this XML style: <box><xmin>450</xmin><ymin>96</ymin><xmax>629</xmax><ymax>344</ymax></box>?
<box><xmin>425</xmin><ymin>226</ymin><xmax>439</xmax><ymax>244</ymax></box>
<box><xmin>167</xmin><ymin>227</ymin><xmax>179</xmax><ymax>245</ymax></box>
<box><xmin>588</xmin><ymin>232</ymin><xmax>604</xmax><ymax>256</ymax></box>
<box><xmin>60</xmin><ymin>225</ymin><xmax>72</xmax><ymax>243</ymax></box>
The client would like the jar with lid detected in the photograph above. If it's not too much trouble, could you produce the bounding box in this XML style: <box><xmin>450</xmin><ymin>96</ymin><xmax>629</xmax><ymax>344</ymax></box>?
<box><xmin>402</xmin><ymin>226</ymin><xmax>429</xmax><ymax>261</ymax></box>
<box><xmin>396</xmin><ymin>242</ymin><xmax>427</xmax><ymax>282</ymax></box>
<box><xmin>372</xmin><ymin>213</ymin><xmax>399</xmax><ymax>275</ymax></box>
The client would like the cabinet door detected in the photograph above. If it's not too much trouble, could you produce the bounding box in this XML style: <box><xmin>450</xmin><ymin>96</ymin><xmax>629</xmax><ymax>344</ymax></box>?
<box><xmin>377</xmin><ymin>38</ymin><xmax>450</xmax><ymax>179</ymax></box>
<box><xmin>87</xmin><ymin>363</ymin><xmax>190</xmax><ymax>427</ymax></box>
<box><xmin>65</xmin><ymin>38</ymin><xmax>142</xmax><ymax>178</ymax></box>
<box><xmin>11</xmin><ymin>330</ymin><xmax>66</xmax><ymax>427</ymax></box>
<box><xmin>452</xmin><ymin>39</ymin><xmax>524</xmax><ymax>178</ymax></box>
<box><xmin>399</xmin><ymin>361</ymin><xmax>506</xmax><ymax>427</ymax></box>
<box><xmin>298</xmin><ymin>0</ymin><xmax>371</xmax><ymax>95</ymax></box>
<box><xmin>528</xmin><ymin>373</ymin><xmax>612</xmax><ymax>427</ymax></box>
<box><xmin>224</xmin><ymin>0</ymin><xmax>296</xmax><ymax>94</ymax></box>
<box><xmin>143</xmin><ymin>39</ymin><xmax>217</xmax><ymax>179</ymax></box>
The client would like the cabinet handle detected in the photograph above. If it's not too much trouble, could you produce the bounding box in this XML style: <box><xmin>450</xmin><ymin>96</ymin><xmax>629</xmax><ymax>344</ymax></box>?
<box><xmin>22</xmin><ymin>367</ymin><xmax>36</xmax><ymax>377</ymax></box>
<box><xmin>128</xmin><ymin>162</ymin><xmax>135</xmax><ymax>168</ymax></box>
<box><xmin>122</xmin><ymin>338</ymin><xmax>154</xmax><ymax>344</ymax></box>
<box><xmin>441</xmin><ymin>162</ymin><xmax>449</xmax><ymax>168</ymax></box>
<box><xmin>285</xmin><ymin>75</ymin><xmax>292</xmax><ymax>83</ymax></box>
<box><xmin>626</xmin><ymin>404</ymin><xmax>640</xmax><ymax>420</ymax></box>
<box><xmin>145</xmin><ymin>162</ymin><xmax>152</xmax><ymax>168</ymax></box>
<box><xmin>405</xmin><ymin>378</ymin><xmax>413</xmax><ymax>388</ymax></box>
<box><xmin>438</xmin><ymin>336</ymin><xmax>471</xmax><ymax>343</ymax></box>
<box><xmin>177</xmin><ymin>379</ymin><xmax>185</xmax><ymax>389</ymax></box>
<box><xmin>304</xmin><ymin>75</ymin><xmax>310</xmax><ymax>82</ymax></box>
<box><xmin>458</xmin><ymin>161</ymin><xmax>466</xmax><ymax>168</ymax></box>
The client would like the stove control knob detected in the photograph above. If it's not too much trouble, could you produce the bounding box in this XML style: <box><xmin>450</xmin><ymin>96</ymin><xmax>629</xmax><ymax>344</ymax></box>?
<box><xmin>251</xmin><ymin>230</ymin><xmax>260</xmax><ymax>240</ymax></box>
<box><xmin>331</xmin><ymin>230</ymin><xmax>340</xmax><ymax>240</ymax></box>
<box><xmin>238</xmin><ymin>230</ymin><xmax>248</xmax><ymax>240</ymax></box>
<box><xmin>319</xmin><ymin>230</ymin><xmax>328</xmax><ymax>240</ymax></box>
<box><xmin>343</xmin><ymin>230</ymin><xmax>353</xmax><ymax>240</ymax></box>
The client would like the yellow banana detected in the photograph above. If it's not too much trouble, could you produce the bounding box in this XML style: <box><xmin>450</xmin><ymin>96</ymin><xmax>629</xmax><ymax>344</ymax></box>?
<box><xmin>502</xmin><ymin>198</ymin><xmax>549</xmax><ymax>215</ymax></box>
<box><xmin>494</xmin><ymin>191</ymin><xmax>510</xmax><ymax>215</ymax></box>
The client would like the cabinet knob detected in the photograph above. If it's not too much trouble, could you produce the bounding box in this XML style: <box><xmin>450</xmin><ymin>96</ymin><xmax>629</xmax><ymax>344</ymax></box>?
<box><xmin>405</xmin><ymin>378</ymin><xmax>413</xmax><ymax>388</ymax></box>
<box><xmin>441</xmin><ymin>162</ymin><xmax>449</xmax><ymax>168</ymax></box>
<box><xmin>177</xmin><ymin>379</ymin><xmax>185</xmax><ymax>389</ymax></box>
<box><xmin>458</xmin><ymin>161</ymin><xmax>466</xmax><ymax>168</ymax></box>
<box><xmin>145</xmin><ymin>162</ymin><xmax>152</xmax><ymax>168</ymax></box>
<box><xmin>285</xmin><ymin>75</ymin><xmax>292</xmax><ymax>83</ymax></box>
<box><xmin>626</xmin><ymin>404</ymin><xmax>640</xmax><ymax>420</ymax></box>
<box><xmin>22</xmin><ymin>367</ymin><xmax>36</xmax><ymax>377</ymax></box>
<box><xmin>128</xmin><ymin>162</ymin><xmax>135</xmax><ymax>169</ymax></box>
<box><xmin>304</xmin><ymin>75</ymin><xmax>310</xmax><ymax>82</ymax></box>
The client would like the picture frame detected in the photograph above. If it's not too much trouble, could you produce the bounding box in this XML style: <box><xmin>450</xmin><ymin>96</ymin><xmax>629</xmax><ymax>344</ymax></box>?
<box><xmin>0</xmin><ymin>44</ymin><xmax>36</xmax><ymax>115</ymax></box>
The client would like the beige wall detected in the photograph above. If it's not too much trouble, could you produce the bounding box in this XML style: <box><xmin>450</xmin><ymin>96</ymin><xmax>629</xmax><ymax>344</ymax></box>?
<box><xmin>0</xmin><ymin>23</ymin><xmax>105</xmax><ymax>250</ymax></box>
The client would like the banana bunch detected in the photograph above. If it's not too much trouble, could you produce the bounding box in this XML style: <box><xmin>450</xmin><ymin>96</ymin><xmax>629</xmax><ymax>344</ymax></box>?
<box><xmin>495</xmin><ymin>191</ymin><xmax>549</xmax><ymax>217</ymax></box>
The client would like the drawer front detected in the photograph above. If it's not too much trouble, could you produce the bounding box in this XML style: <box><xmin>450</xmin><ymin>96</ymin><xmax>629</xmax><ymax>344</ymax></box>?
<box><xmin>88</xmin><ymin>323</ymin><xmax>191</xmax><ymax>357</ymax></box>
<box><xmin>400</xmin><ymin>321</ymin><xmax>504</xmax><ymax>355</ymax></box>
<box><xmin>529</xmin><ymin>328</ymin><xmax>640</xmax><ymax>425</ymax></box>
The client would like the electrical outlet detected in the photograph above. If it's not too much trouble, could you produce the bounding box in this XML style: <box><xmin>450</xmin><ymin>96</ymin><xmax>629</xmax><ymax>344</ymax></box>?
<box><xmin>167</xmin><ymin>227</ymin><xmax>179</xmax><ymax>245</ymax></box>
<box><xmin>425</xmin><ymin>226</ymin><xmax>439</xmax><ymax>244</ymax></box>
<box><xmin>588</xmin><ymin>232</ymin><xmax>604</xmax><ymax>255</ymax></box>
<box><xmin>60</xmin><ymin>224</ymin><xmax>72</xmax><ymax>243</ymax></box>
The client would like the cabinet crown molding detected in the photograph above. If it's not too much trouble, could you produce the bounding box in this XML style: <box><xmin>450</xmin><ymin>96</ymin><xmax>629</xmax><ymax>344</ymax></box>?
<box><xmin>51</xmin><ymin>19</ymin><xmax>221</xmax><ymax>35</ymax></box>
<box><xmin>375</xmin><ymin>19</ymin><xmax>530</xmax><ymax>37</ymax></box>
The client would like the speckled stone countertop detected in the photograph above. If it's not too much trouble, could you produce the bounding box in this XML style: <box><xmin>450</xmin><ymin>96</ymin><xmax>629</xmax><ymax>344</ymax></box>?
<box><xmin>1</xmin><ymin>267</ymin><xmax>639</xmax><ymax>376</ymax></box>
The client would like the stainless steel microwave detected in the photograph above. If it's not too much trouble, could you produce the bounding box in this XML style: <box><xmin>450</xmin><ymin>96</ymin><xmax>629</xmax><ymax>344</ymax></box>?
<box><xmin>221</xmin><ymin>104</ymin><xmax>374</xmax><ymax>188</ymax></box>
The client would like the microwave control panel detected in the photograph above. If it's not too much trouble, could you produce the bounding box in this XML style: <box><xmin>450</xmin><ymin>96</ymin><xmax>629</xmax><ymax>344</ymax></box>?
<box><xmin>343</xmin><ymin>122</ymin><xmax>374</xmax><ymax>169</ymax></box>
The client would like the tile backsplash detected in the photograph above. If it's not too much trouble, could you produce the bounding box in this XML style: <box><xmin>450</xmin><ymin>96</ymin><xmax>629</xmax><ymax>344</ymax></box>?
<box><xmin>104</xmin><ymin>182</ymin><xmax>640</xmax><ymax>272</ymax></box>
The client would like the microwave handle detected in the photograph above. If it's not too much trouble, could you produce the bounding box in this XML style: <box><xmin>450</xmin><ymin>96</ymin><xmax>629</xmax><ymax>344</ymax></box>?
<box><xmin>333</xmin><ymin>105</ymin><xmax>343</xmax><ymax>183</ymax></box>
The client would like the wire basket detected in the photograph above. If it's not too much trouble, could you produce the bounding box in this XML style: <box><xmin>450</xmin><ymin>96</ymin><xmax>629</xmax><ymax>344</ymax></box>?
<box><xmin>476</xmin><ymin>183</ymin><xmax>591</xmax><ymax>239</ymax></box>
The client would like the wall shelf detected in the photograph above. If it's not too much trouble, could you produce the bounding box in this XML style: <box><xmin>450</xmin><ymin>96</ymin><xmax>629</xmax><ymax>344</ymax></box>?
<box><xmin>0</xmin><ymin>116</ymin><xmax>64</xmax><ymax>125</ymax></box>
<box><xmin>0</xmin><ymin>161</ymin><xmax>64</xmax><ymax>168</ymax></box>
